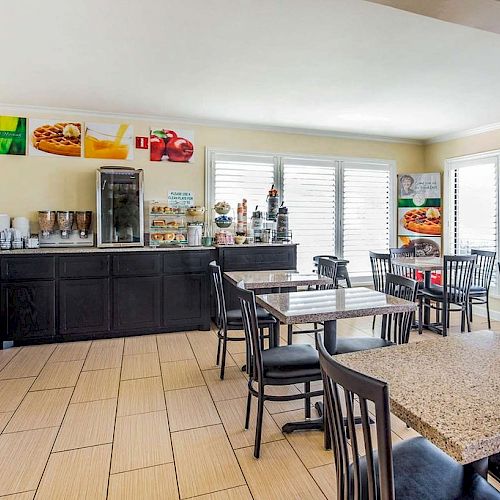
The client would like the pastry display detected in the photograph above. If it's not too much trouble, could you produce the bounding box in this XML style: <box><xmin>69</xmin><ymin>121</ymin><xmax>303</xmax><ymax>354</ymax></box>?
<box><xmin>31</xmin><ymin>122</ymin><xmax>81</xmax><ymax>156</ymax></box>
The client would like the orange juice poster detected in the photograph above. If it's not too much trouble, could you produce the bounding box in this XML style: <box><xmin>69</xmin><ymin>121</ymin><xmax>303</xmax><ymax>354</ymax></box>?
<box><xmin>150</xmin><ymin>127</ymin><xmax>194</xmax><ymax>163</ymax></box>
<box><xmin>84</xmin><ymin>123</ymin><xmax>134</xmax><ymax>160</ymax></box>
<box><xmin>29</xmin><ymin>119</ymin><xmax>82</xmax><ymax>157</ymax></box>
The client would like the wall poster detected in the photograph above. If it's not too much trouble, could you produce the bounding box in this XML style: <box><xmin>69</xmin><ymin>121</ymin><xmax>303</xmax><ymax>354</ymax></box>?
<box><xmin>150</xmin><ymin>127</ymin><xmax>194</xmax><ymax>163</ymax></box>
<box><xmin>397</xmin><ymin>173</ymin><xmax>442</xmax><ymax>256</ymax></box>
<box><xmin>0</xmin><ymin>116</ymin><xmax>26</xmax><ymax>155</ymax></box>
<box><xmin>29</xmin><ymin>119</ymin><xmax>82</xmax><ymax>157</ymax></box>
<box><xmin>84</xmin><ymin>123</ymin><xmax>134</xmax><ymax>160</ymax></box>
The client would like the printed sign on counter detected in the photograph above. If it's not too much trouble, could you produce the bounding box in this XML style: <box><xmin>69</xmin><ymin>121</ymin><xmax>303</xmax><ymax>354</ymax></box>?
<box><xmin>168</xmin><ymin>191</ymin><xmax>194</xmax><ymax>208</ymax></box>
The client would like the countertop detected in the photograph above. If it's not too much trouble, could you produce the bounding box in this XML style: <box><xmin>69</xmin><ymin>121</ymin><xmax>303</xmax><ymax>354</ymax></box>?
<box><xmin>335</xmin><ymin>330</ymin><xmax>500</xmax><ymax>464</ymax></box>
<box><xmin>0</xmin><ymin>242</ymin><xmax>297</xmax><ymax>255</ymax></box>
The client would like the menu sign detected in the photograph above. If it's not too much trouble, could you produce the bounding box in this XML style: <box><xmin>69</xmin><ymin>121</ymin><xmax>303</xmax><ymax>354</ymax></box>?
<box><xmin>397</xmin><ymin>173</ymin><xmax>442</xmax><ymax>256</ymax></box>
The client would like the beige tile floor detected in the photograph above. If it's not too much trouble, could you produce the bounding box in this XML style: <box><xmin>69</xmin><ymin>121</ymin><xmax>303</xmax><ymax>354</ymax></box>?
<box><xmin>0</xmin><ymin>314</ymin><xmax>498</xmax><ymax>499</ymax></box>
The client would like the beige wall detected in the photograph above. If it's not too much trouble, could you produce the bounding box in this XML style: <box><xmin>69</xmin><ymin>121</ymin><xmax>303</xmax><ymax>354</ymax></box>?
<box><xmin>0</xmin><ymin>108</ymin><xmax>425</xmax><ymax>229</ymax></box>
<box><xmin>424</xmin><ymin>129</ymin><xmax>500</xmax><ymax>172</ymax></box>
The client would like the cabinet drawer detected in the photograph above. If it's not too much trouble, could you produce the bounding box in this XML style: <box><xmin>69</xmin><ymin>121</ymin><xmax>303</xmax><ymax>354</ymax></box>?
<box><xmin>164</xmin><ymin>251</ymin><xmax>212</xmax><ymax>274</ymax></box>
<box><xmin>59</xmin><ymin>255</ymin><xmax>109</xmax><ymax>278</ymax></box>
<box><xmin>221</xmin><ymin>246</ymin><xmax>296</xmax><ymax>271</ymax></box>
<box><xmin>1</xmin><ymin>256</ymin><xmax>55</xmax><ymax>280</ymax></box>
<box><xmin>112</xmin><ymin>253</ymin><xmax>161</xmax><ymax>276</ymax></box>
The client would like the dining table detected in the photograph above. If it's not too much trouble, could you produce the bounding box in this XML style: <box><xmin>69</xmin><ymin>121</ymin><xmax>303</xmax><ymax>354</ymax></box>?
<box><xmin>335</xmin><ymin>330</ymin><xmax>500</xmax><ymax>479</ymax></box>
<box><xmin>391</xmin><ymin>256</ymin><xmax>443</xmax><ymax>331</ymax></box>
<box><xmin>255</xmin><ymin>287</ymin><xmax>416</xmax><ymax>433</ymax></box>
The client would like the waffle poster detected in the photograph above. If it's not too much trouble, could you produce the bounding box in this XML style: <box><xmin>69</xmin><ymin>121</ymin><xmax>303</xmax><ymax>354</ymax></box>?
<box><xmin>397</xmin><ymin>173</ymin><xmax>442</xmax><ymax>255</ymax></box>
<box><xmin>0</xmin><ymin>116</ymin><xmax>26</xmax><ymax>155</ymax></box>
<box><xmin>150</xmin><ymin>127</ymin><xmax>194</xmax><ymax>163</ymax></box>
<box><xmin>29</xmin><ymin>119</ymin><xmax>82</xmax><ymax>157</ymax></box>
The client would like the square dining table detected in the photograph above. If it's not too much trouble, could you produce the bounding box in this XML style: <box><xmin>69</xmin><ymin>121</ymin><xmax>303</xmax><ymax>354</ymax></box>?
<box><xmin>335</xmin><ymin>330</ymin><xmax>500</xmax><ymax>479</ymax></box>
<box><xmin>255</xmin><ymin>287</ymin><xmax>416</xmax><ymax>432</ymax></box>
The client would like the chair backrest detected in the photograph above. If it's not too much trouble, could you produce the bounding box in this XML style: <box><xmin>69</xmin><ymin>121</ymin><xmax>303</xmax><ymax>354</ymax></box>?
<box><xmin>471</xmin><ymin>249</ymin><xmax>496</xmax><ymax>290</ymax></box>
<box><xmin>381</xmin><ymin>273</ymin><xmax>418</xmax><ymax>344</ymax></box>
<box><xmin>209</xmin><ymin>261</ymin><xmax>227</xmax><ymax>330</ymax></box>
<box><xmin>318</xmin><ymin>257</ymin><xmax>339</xmax><ymax>290</ymax></box>
<box><xmin>317</xmin><ymin>333</ymin><xmax>395</xmax><ymax>500</ymax></box>
<box><xmin>234</xmin><ymin>282</ymin><xmax>264</xmax><ymax>383</ymax></box>
<box><xmin>389</xmin><ymin>247</ymin><xmax>417</xmax><ymax>280</ymax></box>
<box><xmin>369</xmin><ymin>252</ymin><xmax>391</xmax><ymax>293</ymax></box>
<box><xmin>443</xmin><ymin>255</ymin><xmax>477</xmax><ymax>304</ymax></box>
<box><xmin>389</xmin><ymin>247</ymin><xmax>416</xmax><ymax>258</ymax></box>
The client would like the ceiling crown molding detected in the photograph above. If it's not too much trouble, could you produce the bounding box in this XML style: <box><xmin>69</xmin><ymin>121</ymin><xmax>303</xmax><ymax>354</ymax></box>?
<box><xmin>426</xmin><ymin>121</ymin><xmax>500</xmax><ymax>144</ymax></box>
<box><xmin>0</xmin><ymin>103</ymin><xmax>423</xmax><ymax>145</ymax></box>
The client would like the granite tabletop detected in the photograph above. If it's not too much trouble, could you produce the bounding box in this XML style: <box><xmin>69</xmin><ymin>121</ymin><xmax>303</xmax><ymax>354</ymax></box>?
<box><xmin>335</xmin><ymin>330</ymin><xmax>500</xmax><ymax>464</ymax></box>
<box><xmin>224</xmin><ymin>270</ymin><xmax>333</xmax><ymax>289</ymax></box>
<box><xmin>255</xmin><ymin>287</ymin><xmax>416</xmax><ymax>324</ymax></box>
<box><xmin>391</xmin><ymin>256</ymin><xmax>443</xmax><ymax>272</ymax></box>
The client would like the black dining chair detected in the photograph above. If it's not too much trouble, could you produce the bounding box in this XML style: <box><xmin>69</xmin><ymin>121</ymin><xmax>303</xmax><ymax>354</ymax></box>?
<box><xmin>235</xmin><ymin>282</ymin><xmax>323</xmax><ymax>458</ymax></box>
<box><xmin>317</xmin><ymin>333</ymin><xmax>500</xmax><ymax>500</ymax></box>
<box><xmin>469</xmin><ymin>249</ymin><xmax>496</xmax><ymax>329</ymax></box>
<box><xmin>287</xmin><ymin>257</ymin><xmax>339</xmax><ymax>344</ymax></box>
<box><xmin>335</xmin><ymin>273</ymin><xmax>418</xmax><ymax>354</ymax></box>
<box><xmin>209</xmin><ymin>261</ymin><xmax>277</xmax><ymax>379</ymax></box>
<box><xmin>369</xmin><ymin>252</ymin><xmax>391</xmax><ymax>330</ymax></box>
<box><xmin>419</xmin><ymin>255</ymin><xmax>477</xmax><ymax>337</ymax></box>
<box><xmin>313</xmin><ymin>255</ymin><xmax>352</xmax><ymax>288</ymax></box>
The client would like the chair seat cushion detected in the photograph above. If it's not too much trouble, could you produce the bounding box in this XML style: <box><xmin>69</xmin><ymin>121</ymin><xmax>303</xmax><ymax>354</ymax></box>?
<box><xmin>422</xmin><ymin>284</ymin><xmax>487</xmax><ymax>299</ymax></box>
<box><xmin>469</xmin><ymin>285</ymin><xmax>487</xmax><ymax>296</ymax></box>
<box><xmin>335</xmin><ymin>337</ymin><xmax>394</xmax><ymax>355</ymax></box>
<box><xmin>356</xmin><ymin>436</ymin><xmax>500</xmax><ymax>500</ymax></box>
<box><xmin>226</xmin><ymin>307</ymin><xmax>276</xmax><ymax>326</ymax></box>
<box><xmin>262</xmin><ymin>344</ymin><xmax>321</xmax><ymax>379</ymax></box>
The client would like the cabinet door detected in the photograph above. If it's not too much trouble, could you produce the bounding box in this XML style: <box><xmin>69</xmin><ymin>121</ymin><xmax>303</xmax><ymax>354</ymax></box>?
<box><xmin>113</xmin><ymin>276</ymin><xmax>162</xmax><ymax>330</ymax></box>
<box><xmin>163</xmin><ymin>273</ymin><xmax>208</xmax><ymax>329</ymax></box>
<box><xmin>1</xmin><ymin>281</ymin><xmax>55</xmax><ymax>342</ymax></box>
<box><xmin>59</xmin><ymin>279</ymin><xmax>110</xmax><ymax>336</ymax></box>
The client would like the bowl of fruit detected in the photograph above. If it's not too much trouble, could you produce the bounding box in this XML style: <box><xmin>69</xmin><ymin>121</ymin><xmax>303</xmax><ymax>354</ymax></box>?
<box><xmin>214</xmin><ymin>201</ymin><xmax>231</xmax><ymax>215</ymax></box>
<box><xmin>215</xmin><ymin>215</ymin><xmax>233</xmax><ymax>228</ymax></box>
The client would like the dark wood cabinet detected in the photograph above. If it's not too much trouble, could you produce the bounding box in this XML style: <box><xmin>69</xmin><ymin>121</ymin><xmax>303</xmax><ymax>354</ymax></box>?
<box><xmin>0</xmin><ymin>245</ymin><xmax>295</xmax><ymax>345</ymax></box>
<box><xmin>113</xmin><ymin>276</ymin><xmax>162</xmax><ymax>330</ymax></box>
<box><xmin>59</xmin><ymin>278</ymin><xmax>110</xmax><ymax>337</ymax></box>
<box><xmin>1</xmin><ymin>281</ymin><xmax>55</xmax><ymax>342</ymax></box>
<box><xmin>163</xmin><ymin>273</ymin><xmax>207</xmax><ymax>330</ymax></box>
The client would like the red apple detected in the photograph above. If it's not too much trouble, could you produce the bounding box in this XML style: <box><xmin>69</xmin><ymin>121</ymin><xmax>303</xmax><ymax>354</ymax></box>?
<box><xmin>150</xmin><ymin>135</ymin><xmax>165</xmax><ymax>161</ymax></box>
<box><xmin>162</xmin><ymin>129</ymin><xmax>178</xmax><ymax>141</ymax></box>
<box><xmin>165</xmin><ymin>137</ymin><xmax>194</xmax><ymax>162</ymax></box>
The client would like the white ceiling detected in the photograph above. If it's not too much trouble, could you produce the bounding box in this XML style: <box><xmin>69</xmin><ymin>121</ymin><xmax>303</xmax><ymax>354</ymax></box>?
<box><xmin>3</xmin><ymin>0</ymin><xmax>500</xmax><ymax>141</ymax></box>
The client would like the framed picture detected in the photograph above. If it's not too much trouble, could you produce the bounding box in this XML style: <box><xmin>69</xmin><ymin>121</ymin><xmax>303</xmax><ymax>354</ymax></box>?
<box><xmin>150</xmin><ymin>127</ymin><xmax>194</xmax><ymax>163</ymax></box>
<box><xmin>398</xmin><ymin>235</ymin><xmax>441</xmax><ymax>257</ymax></box>
<box><xmin>0</xmin><ymin>116</ymin><xmax>26</xmax><ymax>155</ymax></box>
<box><xmin>84</xmin><ymin>123</ymin><xmax>134</xmax><ymax>160</ymax></box>
<box><xmin>29</xmin><ymin>119</ymin><xmax>82</xmax><ymax>157</ymax></box>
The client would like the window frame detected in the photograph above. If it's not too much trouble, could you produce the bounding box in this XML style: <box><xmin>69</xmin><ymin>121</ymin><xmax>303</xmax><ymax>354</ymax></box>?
<box><xmin>205</xmin><ymin>147</ymin><xmax>397</xmax><ymax>280</ymax></box>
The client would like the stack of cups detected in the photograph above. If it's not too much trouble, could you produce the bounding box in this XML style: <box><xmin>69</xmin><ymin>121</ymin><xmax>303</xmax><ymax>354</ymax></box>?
<box><xmin>12</xmin><ymin>217</ymin><xmax>30</xmax><ymax>239</ymax></box>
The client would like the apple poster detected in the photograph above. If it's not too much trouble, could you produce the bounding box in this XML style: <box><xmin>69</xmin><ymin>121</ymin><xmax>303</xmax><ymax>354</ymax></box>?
<box><xmin>150</xmin><ymin>127</ymin><xmax>194</xmax><ymax>163</ymax></box>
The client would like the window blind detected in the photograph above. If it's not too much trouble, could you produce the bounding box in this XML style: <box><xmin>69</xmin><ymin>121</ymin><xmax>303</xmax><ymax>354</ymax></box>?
<box><xmin>342</xmin><ymin>161</ymin><xmax>393</xmax><ymax>277</ymax></box>
<box><xmin>282</xmin><ymin>157</ymin><xmax>336</xmax><ymax>272</ymax></box>
<box><xmin>211</xmin><ymin>152</ymin><xmax>276</xmax><ymax>218</ymax></box>
<box><xmin>450</xmin><ymin>158</ymin><xmax>498</xmax><ymax>256</ymax></box>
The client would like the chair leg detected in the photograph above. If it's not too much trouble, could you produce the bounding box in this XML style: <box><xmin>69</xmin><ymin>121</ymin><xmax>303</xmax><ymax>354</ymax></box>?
<box><xmin>287</xmin><ymin>324</ymin><xmax>293</xmax><ymax>345</ymax></box>
<box><xmin>216</xmin><ymin>335</ymin><xmax>222</xmax><ymax>365</ymax></box>
<box><xmin>304</xmin><ymin>382</ymin><xmax>311</xmax><ymax>419</ymax></box>
<box><xmin>461</xmin><ymin>308</ymin><xmax>466</xmax><ymax>333</ymax></box>
<box><xmin>418</xmin><ymin>297</ymin><xmax>423</xmax><ymax>335</ymax></box>
<box><xmin>486</xmin><ymin>297</ymin><xmax>491</xmax><ymax>329</ymax></box>
<box><xmin>469</xmin><ymin>300</ymin><xmax>473</xmax><ymax>323</ymax></box>
<box><xmin>466</xmin><ymin>305</ymin><xmax>471</xmax><ymax>332</ymax></box>
<box><xmin>245</xmin><ymin>391</ymin><xmax>252</xmax><ymax>429</ymax></box>
<box><xmin>372</xmin><ymin>316</ymin><xmax>376</xmax><ymax>331</ymax></box>
<box><xmin>442</xmin><ymin>303</ymin><xmax>448</xmax><ymax>337</ymax></box>
<box><xmin>220</xmin><ymin>334</ymin><xmax>228</xmax><ymax>380</ymax></box>
<box><xmin>254</xmin><ymin>394</ymin><xmax>265</xmax><ymax>458</ymax></box>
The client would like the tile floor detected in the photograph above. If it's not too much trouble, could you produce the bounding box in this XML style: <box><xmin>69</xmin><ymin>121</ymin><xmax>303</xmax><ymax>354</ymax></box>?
<box><xmin>0</xmin><ymin>314</ymin><xmax>498</xmax><ymax>499</ymax></box>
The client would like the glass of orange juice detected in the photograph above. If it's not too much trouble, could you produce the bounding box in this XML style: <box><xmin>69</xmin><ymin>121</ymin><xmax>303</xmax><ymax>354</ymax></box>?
<box><xmin>85</xmin><ymin>124</ymin><xmax>131</xmax><ymax>159</ymax></box>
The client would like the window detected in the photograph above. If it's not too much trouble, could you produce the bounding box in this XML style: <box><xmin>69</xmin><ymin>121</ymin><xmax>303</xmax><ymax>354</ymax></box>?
<box><xmin>206</xmin><ymin>149</ymin><xmax>396</xmax><ymax>279</ymax></box>
<box><xmin>447</xmin><ymin>156</ymin><xmax>498</xmax><ymax>255</ymax></box>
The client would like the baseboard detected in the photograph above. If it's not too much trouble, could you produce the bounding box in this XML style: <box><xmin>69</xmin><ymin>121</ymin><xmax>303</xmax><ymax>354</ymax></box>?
<box><xmin>471</xmin><ymin>304</ymin><xmax>500</xmax><ymax>322</ymax></box>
